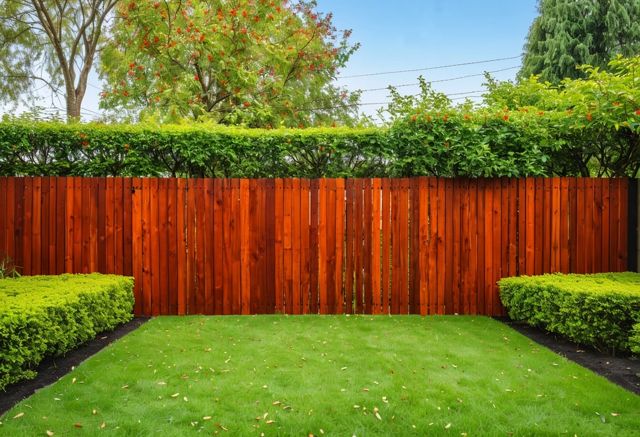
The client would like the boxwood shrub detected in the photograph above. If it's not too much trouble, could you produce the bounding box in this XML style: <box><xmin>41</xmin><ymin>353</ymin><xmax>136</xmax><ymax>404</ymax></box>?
<box><xmin>631</xmin><ymin>323</ymin><xmax>640</xmax><ymax>355</ymax></box>
<box><xmin>498</xmin><ymin>272</ymin><xmax>640</xmax><ymax>353</ymax></box>
<box><xmin>0</xmin><ymin>274</ymin><xmax>134</xmax><ymax>390</ymax></box>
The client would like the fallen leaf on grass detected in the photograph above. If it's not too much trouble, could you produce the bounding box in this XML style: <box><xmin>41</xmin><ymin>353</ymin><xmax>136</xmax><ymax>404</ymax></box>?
<box><xmin>203</xmin><ymin>416</ymin><xmax>212</xmax><ymax>421</ymax></box>
<box><xmin>272</xmin><ymin>401</ymin><xmax>281</xmax><ymax>406</ymax></box>
<box><xmin>171</xmin><ymin>393</ymin><xmax>180</xmax><ymax>398</ymax></box>
<box><xmin>74</xmin><ymin>423</ymin><xmax>82</xmax><ymax>428</ymax></box>
<box><xmin>46</xmin><ymin>431</ymin><xmax>54</xmax><ymax>436</ymax></box>
<box><xmin>72</xmin><ymin>378</ymin><xmax>76</xmax><ymax>384</ymax></box>
<box><xmin>100</xmin><ymin>422</ymin><xmax>106</xmax><ymax>429</ymax></box>
<box><xmin>611</xmin><ymin>413</ymin><xmax>620</xmax><ymax>417</ymax></box>
<box><xmin>266</xmin><ymin>420</ymin><xmax>275</xmax><ymax>424</ymax></box>
<box><xmin>445</xmin><ymin>423</ymin><xmax>452</xmax><ymax>429</ymax></box>
<box><xmin>13</xmin><ymin>413</ymin><xmax>24</xmax><ymax>419</ymax></box>
<box><xmin>121</xmin><ymin>385</ymin><xmax>129</xmax><ymax>389</ymax></box>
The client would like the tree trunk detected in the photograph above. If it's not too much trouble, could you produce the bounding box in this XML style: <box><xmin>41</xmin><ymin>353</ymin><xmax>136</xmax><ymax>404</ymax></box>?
<box><xmin>66</xmin><ymin>95</ymin><xmax>81</xmax><ymax>120</ymax></box>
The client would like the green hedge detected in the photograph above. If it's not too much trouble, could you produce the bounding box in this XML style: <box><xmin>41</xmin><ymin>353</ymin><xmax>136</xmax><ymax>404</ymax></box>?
<box><xmin>631</xmin><ymin>323</ymin><xmax>640</xmax><ymax>355</ymax></box>
<box><xmin>0</xmin><ymin>274</ymin><xmax>134</xmax><ymax>390</ymax></box>
<box><xmin>0</xmin><ymin>121</ymin><xmax>555</xmax><ymax>178</ymax></box>
<box><xmin>498</xmin><ymin>272</ymin><xmax>640</xmax><ymax>353</ymax></box>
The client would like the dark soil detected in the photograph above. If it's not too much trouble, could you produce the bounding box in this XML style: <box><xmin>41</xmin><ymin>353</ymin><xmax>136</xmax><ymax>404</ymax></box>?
<box><xmin>499</xmin><ymin>318</ymin><xmax>640</xmax><ymax>395</ymax></box>
<box><xmin>0</xmin><ymin>317</ymin><xmax>149</xmax><ymax>416</ymax></box>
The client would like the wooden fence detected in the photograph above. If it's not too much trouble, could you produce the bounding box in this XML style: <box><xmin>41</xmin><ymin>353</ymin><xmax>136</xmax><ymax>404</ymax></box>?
<box><xmin>0</xmin><ymin>177</ymin><xmax>632</xmax><ymax>316</ymax></box>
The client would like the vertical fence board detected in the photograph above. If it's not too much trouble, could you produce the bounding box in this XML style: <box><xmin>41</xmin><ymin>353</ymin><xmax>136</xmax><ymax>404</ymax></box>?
<box><xmin>167</xmin><ymin>178</ymin><xmax>178</xmax><ymax>315</ymax></box>
<box><xmin>292</xmin><ymin>178</ymin><xmax>302</xmax><ymax>314</ymax></box>
<box><xmin>309</xmin><ymin>180</ymin><xmax>319</xmax><ymax>313</ymax></box>
<box><xmin>618</xmin><ymin>179</ymin><xmax>629</xmax><ymax>271</ymax></box>
<box><xmin>142</xmin><ymin>178</ymin><xmax>152</xmax><ymax>316</ymax></box>
<box><xmin>371</xmin><ymin>178</ymin><xmax>382</xmax><ymax>315</ymax></box>
<box><xmin>381</xmin><ymin>178</ymin><xmax>392</xmax><ymax>314</ymax></box>
<box><xmin>354</xmin><ymin>179</ymin><xmax>364</xmax><ymax>313</ymax></box>
<box><xmin>335</xmin><ymin>178</ymin><xmax>345</xmax><ymax>314</ymax></box>
<box><xmin>131</xmin><ymin>179</ymin><xmax>143</xmax><ymax>315</ymax></box>
<box><xmin>300</xmin><ymin>179</ymin><xmax>310</xmax><ymax>314</ymax></box>
<box><xmin>452</xmin><ymin>179</ymin><xmax>461</xmax><ymax>314</ymax></box>
<box><xmin>345</xmin><ymin>179</ymin><xmax>355</xmax><ymax>313</ymax></box>
<box><xmin>363</xmin><ymin>179</ymin><xmax>372</xmax><ymax>314</ymax></box>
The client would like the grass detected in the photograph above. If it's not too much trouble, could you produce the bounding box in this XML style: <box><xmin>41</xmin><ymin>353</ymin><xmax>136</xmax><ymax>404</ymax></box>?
<box><xmin>1</xmin><ymin>316</ymin><xmax>639</xmax><ymax>436</ymax></box>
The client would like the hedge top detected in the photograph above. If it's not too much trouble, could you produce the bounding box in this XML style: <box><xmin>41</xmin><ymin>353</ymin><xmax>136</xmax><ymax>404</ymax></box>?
<box><xmin>0</xmin><ymin>274</ymin><xmax>134</xmax><ymax>314</ymax></box>
<box><xmin>498</xmin><ymin>272</ymin><xmax>640</xmax><ymax>297</ymax></box>
<box><xmin>0</xmin><ymin>120</ymin><xmax>383</xmax><ymax>138</ymax></box>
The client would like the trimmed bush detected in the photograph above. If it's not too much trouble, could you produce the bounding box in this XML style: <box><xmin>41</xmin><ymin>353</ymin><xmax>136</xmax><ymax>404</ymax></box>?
<box><xmin>0</xmin><ymin>274</ymin><xmax>134</xmax><ymax>389</ymax></box>
<box><xmin>0</xmin><ymin>121</ymin><xmax>555</xmax><ymax>178</ymax></box>
<box><xmin>498</xmin><ymin>272</ymin><xmax>640</xmax><ymax>353</ymax></box>
<box><xmin>631</xmin><ymin>323</ymin><xmax>640</xmax><ymax>355</ymax></box>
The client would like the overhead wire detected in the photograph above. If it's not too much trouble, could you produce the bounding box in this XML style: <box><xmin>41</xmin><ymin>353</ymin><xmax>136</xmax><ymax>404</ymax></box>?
<box><xmin>356</xmin><ymin>65</ymin><xmax>519</xmax><ymax>93</ymax></box>
<box><xmin>335</xmin><ymin>55</ymin><xmax>521</xmax><ymax>79</ymax></box>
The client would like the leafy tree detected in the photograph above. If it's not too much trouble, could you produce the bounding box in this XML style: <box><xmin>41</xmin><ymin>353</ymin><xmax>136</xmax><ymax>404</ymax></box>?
<box><xmin>0</xmin><ymin>0</ymin><xmax>118</xmax><ymax>119</ymax></box>
<box><xmin>520</xmin><ymin>0</ymin><xmax>640</xmax><ymax>83</ymax></box>
<box><xmin>489</xmin><ymin>56</ymin><xmax>640</xmax><ymax>176</ymax></box>
<box><xmin>99</xmin><ymin>0</ymin><xmax>360</xmax><ymax>128</ymax></box>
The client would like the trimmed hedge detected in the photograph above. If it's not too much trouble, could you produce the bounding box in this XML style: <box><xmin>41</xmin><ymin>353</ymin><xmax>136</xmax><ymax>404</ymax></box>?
<box><xmin>0</xmin><ymin>274</ymin><xmax>134</xmax><ymax>389</ymax></box>
<box><xmin>498</xmin><ymin>272</ymin><xmax>640</xmax><ymax>353</ymax></box>
<box><xmin>0</xmin><ymin>122</ymin><xmax>390</xmax><ymax>178</ymax></box>
<box><xmin>631</xmin><ymin>323</ymin><xmax>640</xmax><ymax>355</ymax></box>
<box><xmin>0</xmin><ymin>121</ymin><xmax>554</xmax><ymax>178</ymax></box>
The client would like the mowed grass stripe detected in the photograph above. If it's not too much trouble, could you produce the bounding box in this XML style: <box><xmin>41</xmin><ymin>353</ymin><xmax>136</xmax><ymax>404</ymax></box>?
<box><xmin>1</xmin><ymin>316</ymin><xmax>638</xmax><ymax>436</ymax></box>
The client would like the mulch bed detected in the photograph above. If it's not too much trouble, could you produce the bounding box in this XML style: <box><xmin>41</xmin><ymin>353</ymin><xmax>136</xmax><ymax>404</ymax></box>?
<box><xmin>500</xmin><ymin>318</ymin><xmax>640</xmax><ymax>395</ymax></box>
<box><xmin>0</xmin><ymin>317</ymin><xmax>149</xmax><ymax>416</ymax></box>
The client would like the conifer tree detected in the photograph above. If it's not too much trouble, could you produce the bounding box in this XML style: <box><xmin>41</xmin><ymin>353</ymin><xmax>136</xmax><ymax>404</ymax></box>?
<box><xmin>519</xmin><ymin>0</ymin><xmax>640</xmax><ymax>83</ymax></box>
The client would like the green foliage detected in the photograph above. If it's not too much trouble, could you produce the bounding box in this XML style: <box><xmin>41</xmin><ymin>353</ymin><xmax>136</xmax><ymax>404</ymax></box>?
<box><xmin>99</xmin><ymin>0</ymin><xmax>360</xmax><ymax>128</ymax></box>
<box><xmin>3</xmin><ymin>55</ymin><xmax>640</xmax><ymax>178</ymax></box>
<box><xmin>631</xmin><ymin>323</ymin><xmax>640</xmax><ymax>355</ymax></box>
<box><xmin>0</xmin><ymin>118</ymin><xmax>560</xmax><ymax>178</ymax></box>
<box><xmin>0</xmin><ymin>122</ymin><xmax>390</xmax><ymax>178</ymax></box>
<box><xmin>382</xmin><ymin>80</ymin><xmax>556</xmax><ymax>177</ymax></box>
<box><xmin>486</xmin><ymin>56</ymin><xmax>640</xmax><ymax>177</ymax></box>
<box><xmin>520</xmin><ymin>0</ymin><xmax>640</xmax><ymax>83</ymax></box>
<box><xmin>498</xmin><ymin>272</ymin><xmax>640</xmax><ymax>353</ymax></box>
<box><xmin>0</xmin><ymin>274</ymin><xmax>134</xmax><ymax>389</ymax></box>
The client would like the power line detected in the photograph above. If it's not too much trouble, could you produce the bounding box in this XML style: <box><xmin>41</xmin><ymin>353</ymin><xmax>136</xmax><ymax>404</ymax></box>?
<box><xmin>356</xmin><ymin>66</ymin><xmax>519</xmax><ymax>93</ymax></box>
<box><xmin>304</xmin><ymin>92</ymin><xmax>484</xmax><ymax>113</ymax></box>
<box><xmin>336</xmin><ymin>55</ymin><xmax>521</xmax><ymax>79</ymax></box>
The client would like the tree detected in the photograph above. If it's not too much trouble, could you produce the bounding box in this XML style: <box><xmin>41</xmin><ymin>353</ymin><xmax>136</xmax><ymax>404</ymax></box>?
<box><xmin>99</xmin><ymin>0</ymin><xmax>360</xmax><ymax>127</ymax></box>
<box><xmin>491</xmin><ymin>56</ymin><xmax>640</xmax><ymax>176</ymax></box>
<box><xmin>519</xmin><ymin>0</ymin><xmax>640</xmax><ymax>83</ymax></box>
<box><xmin>0</xmin><ymin>0</ymin><xmax>118</xmax><ymax>119</ymax></box>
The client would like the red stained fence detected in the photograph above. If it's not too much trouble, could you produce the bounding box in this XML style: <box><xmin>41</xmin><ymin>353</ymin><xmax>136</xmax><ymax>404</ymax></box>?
<box><xmin>0</xmin><ymin>177</ymin><xmax>632</xmax><ymax>316</ymax></box>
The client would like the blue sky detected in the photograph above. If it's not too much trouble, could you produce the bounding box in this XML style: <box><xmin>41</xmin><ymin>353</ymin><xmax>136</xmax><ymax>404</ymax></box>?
<box><xmin>316</xmin><ymin>0</ymin><xmax>538</xmax><ymax>120</ymax></box>
<box><xmin>13</xmin><ymin>0</ymin><xmax>539</xmax><ymax>121</ymax></box>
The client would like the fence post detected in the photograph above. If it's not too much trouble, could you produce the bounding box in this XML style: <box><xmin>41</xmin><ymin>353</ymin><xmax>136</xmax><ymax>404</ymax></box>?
<box><xmin>628</xmin><ymin>177</ymin><xmax>639</xmax><ymax>272</ymax></box>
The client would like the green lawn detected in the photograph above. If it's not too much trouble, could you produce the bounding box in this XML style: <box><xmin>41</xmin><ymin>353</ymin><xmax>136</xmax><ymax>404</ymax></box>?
<box><xmin>1</xmin><ymin>316</ymin><xmax>639</xmax><ymax>436</ymax></box>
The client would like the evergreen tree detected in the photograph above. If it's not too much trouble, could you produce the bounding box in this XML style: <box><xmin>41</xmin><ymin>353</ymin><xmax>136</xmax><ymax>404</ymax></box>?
<box><xmin>519</xmin><ymin>0</ymin><xmax>640</xmax><ymax>83</ymax></box>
